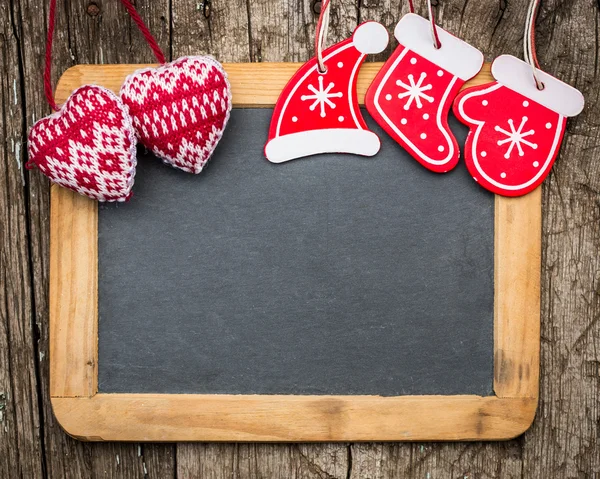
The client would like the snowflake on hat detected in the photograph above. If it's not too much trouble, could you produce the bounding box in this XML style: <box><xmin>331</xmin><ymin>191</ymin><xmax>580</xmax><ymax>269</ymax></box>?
<box><xmin>265</xmin><ymin>20</ymin><xmax>389</xmax><ymax>163</ymax></box>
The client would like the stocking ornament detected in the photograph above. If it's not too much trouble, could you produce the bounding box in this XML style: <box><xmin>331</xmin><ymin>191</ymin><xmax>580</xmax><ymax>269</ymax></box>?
<box><xmin>453</xmin><ymin>0</ymin><xmax>584</xmax><ymax>196</ymax></box>
<box><xmin>265</xmin><ymin>0</ymin><xmax>389</xmax><ymax>163</ymax></box>
<box><xmin>25</xmin><ymin>0</ymin><xmax>159</xmax><ymax>201</ymax></box>
<box><xmin>365</xmin><ymin>2</ymin><xmax>483</xmax><ymax>173</ymax></box>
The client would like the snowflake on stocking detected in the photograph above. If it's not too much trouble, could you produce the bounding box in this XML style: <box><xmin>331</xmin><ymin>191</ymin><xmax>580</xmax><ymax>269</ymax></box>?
<box><xmin>396</xmin><ymin>72</ymin><xmax>434</xmax><ymax>110</ymax></box>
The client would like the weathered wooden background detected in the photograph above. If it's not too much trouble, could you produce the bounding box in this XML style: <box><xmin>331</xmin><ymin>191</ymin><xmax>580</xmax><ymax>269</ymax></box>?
<box><xmin>1</xmin><ymin>0</ymin><xmax>599</xmax><ymax>477</ymax></box>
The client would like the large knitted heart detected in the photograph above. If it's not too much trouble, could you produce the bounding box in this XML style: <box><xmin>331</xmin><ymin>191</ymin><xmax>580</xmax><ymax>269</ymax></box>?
<box><xmin>27</xmin><ymin>85</ymin><xmax>137</xmax><ymax>202</ymax></box>
<box><xmin>120</xmin><ymin>56</ymin><xmax>232</xmax><ymax>174</ymax></box>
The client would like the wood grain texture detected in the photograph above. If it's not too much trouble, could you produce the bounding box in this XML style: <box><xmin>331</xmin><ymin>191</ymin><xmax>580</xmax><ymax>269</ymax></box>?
<box><xmin>1</xmin><ymin>0</ymin><xmax>598</xmax><ymax>476</ymax></box>
<box><xmin>49</xmin><ymin>187</ymin><xmax>97</xmax><ymax>398</ymax></box>
<box><xmin>0</xmin><ymin>1</ymin><xmax>45</xmax><ymax>477</ymax></box>
<box><xmin>54</xmin><ymin>62</ymin><xmax>494</xmax><ymax>106</ymax></box>
<box><xmin>495</xmin><ymin>190</ymin><xmax>541</xmax><ymax>399</ymax></box>
<box><xmin>52</xmin><ymin>395</ymin><xmax>537</xmax><ymax>442</ymax></box>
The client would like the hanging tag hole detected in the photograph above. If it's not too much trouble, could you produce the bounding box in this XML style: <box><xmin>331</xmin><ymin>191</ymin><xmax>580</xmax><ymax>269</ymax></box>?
<box><xmin>87</xmin><ymin>2</ymin><xmax>100</xmax><ymax>16</ymax></box>
<box><xmin>203</xmin><ymin>0</ymin><xmax>211</xmax><ymax>18</ymax></box>
<box><xmin>317</xmin><ymin>66</ymin><xmax>328</xmax><ymax>75</ymax></box>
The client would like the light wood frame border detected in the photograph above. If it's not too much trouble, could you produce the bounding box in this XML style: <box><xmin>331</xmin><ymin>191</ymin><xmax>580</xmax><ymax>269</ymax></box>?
<box><xmin>50</xmin><ymin>63</ymin><xmax>541</xmax><ymax>442</ymax></box>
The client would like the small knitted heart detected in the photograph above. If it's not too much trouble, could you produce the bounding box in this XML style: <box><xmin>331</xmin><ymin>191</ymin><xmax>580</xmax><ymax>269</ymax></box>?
<box><xmin>27</xmin><ymin>85</ymin><xmax>137</xmax><ymax>201</ymax></box>
<box><xmin>120</xmin><ymin>56</ymin><xmax>232</xmax><ymax>174</ymax></box>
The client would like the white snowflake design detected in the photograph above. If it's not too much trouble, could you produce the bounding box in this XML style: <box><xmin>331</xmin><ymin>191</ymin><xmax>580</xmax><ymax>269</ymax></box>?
<box><xmin>494</xmin><ymin>116</ymin><xmax>538</xmax><ymax>159</ymax></box>
<box><xmin>301</xmin><ymin>75</ymin><xmax>343</xmax><ymax>118</ymax></box>
<box><xmin>396</xmin><ymin>72</ymin><xmax>434</xmax><ymax>111</ymax></box>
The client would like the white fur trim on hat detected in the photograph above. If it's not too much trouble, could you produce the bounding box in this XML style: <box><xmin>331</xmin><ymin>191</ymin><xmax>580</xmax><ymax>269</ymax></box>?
<box><xmin>394</xmin><ymin>13</ymin><xmax>483</xmax><ymax>81</ymax></box>
<box><xmin>353</xmin><ymin>21</ymin><xmax>389</xmax><ymax>55</ymax></box>
<box><xmin>265</xmin><ymin>129</ymin><xmax>380</xmax><ymax>163</ymax></box>
<box><xmin>491</xmin><ymin>55</ymin><xmax>584</xmax><ymax>118</ymax></box>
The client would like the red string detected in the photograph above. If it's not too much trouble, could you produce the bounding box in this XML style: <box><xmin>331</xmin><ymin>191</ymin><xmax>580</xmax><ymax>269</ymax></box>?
<box><xmin>119</xmin><ymin>0</ymin><xmax>166</xmax><ymax>65</ymax></box>
<box><xmin>43</xmin><ymin>0</ymin><xmax>166</xmax><ymax>111</ymax></box>
<box><xmin>315</xmin><ymin>0</ymin><xmax>331</xmax><ymax>72</ymax></box>
<box><xmin>408</xmin><ymin>0</ymin><xmax>415</xmax><ymax>13</ymax></box>
<box><xmin>44</xmin><ymin>0</ymin><xmax>58</xmax><ymax>111</ymax></box>
<box><xmin>427</xmin><ymin>0</ymin><xmax>442</xmax><ymax>49</ymax></box>
<box><xmin>530</xmin><ymin>0</ymin><xmax>540</xmax><ymax>69</ymax></box>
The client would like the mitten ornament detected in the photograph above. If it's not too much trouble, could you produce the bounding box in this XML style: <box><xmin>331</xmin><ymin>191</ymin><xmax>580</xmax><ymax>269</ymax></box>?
<box><xmin>265</xmin><ymin>0</ymin><xmax>388</xmax><ymax>163</ymax></box>
<box><xmin>365</xmin><ymin>12</ymin><xmax>483</xmax><ymax>173</ymax></box>
<box><xmin>27</xmin><ymin>0</ymin><xmax>165</xmax><ymax>201</ymax></box>
<box><xmin>453</xmin><ymin>55</ymin><xmax>584</xmax><ymax>196</ymax></box>
<box><xmin>120</xmin><ymin>56</ymin><xmax>232</xmax><ymax>174</ymax></box>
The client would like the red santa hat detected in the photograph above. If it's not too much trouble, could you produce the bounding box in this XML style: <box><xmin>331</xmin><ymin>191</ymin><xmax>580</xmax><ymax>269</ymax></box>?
<box><xmin>265</xmin><ymin>21</ymin><xmax>389</xmax><ymax>163</ymax></box>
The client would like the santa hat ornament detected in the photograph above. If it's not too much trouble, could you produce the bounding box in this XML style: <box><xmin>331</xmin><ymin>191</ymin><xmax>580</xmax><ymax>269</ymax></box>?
<box><xmin>264</xmin><ymin>0</ymin><xmax>389</xmax><ymax>163</ymax></box>
<box><xmin>453</xmin><ymin>0</ymin><xmax>584</xmax><ymax>197</ymax></box>
<box><xmin>26</xmin><ymin>0</ymin><xmax>153</xmax><ymax>201</ymax></box>
<box><xmin>365</xmin><ymin>1</ymin><xmax>484</xmax><ymax>173</ymax></box>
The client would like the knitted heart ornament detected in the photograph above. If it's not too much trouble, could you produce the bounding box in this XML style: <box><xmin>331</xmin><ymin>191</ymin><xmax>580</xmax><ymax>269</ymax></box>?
<box><xmin>120</xmin><ymin>56</ymin><xmax>232</xmax><ymax>174</ymax></box>
<box><xmin>27</xmin><ymin>85</ymin><xmax>137</xmax><ymax>202</ymax></box>
<box><xmin>27</xmin><ymin>0</ymin><xmax>168</xmax><ymax>201</ymax></box>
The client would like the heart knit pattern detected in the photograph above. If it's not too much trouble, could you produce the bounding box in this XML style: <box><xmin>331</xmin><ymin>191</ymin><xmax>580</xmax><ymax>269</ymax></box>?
<box><xmin>120</xmin><ymin>56</ymin><xmax>232</xmax><ymax>174</ymax></box>
<box><xmin>27</xmin><ymin>85</ymin><xmax>137</xmax><ymax>202</ymax></box>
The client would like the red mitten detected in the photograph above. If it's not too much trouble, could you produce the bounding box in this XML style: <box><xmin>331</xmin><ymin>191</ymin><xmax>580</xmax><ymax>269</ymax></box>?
<box><xmin>365</xmin><ymin>13</ymin><xmax>483</xmax><ymax>173</ymax></box>
<box><xmin>27</xmin><ymin>86</ymin><xmax>137</xmax><ymax>202</ymax></box>
<box><xmin>454</xmin><ymin>55</ymin><xmax>584</xmax><ymax>197</ymax></box>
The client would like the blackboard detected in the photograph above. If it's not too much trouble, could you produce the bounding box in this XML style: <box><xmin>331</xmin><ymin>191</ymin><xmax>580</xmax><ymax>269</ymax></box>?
<box><xmin>97</xmin><ymin>108</ymin><xmax>495</xmax><ymax>397</ymax></box>
<box><xmin>50</xmin><ymin>63</ymin><xmax>541</xmax><ymax>442</ymax></box>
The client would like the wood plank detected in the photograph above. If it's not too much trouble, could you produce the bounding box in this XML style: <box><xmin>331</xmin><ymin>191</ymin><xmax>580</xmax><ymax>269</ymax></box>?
<box><xmin>0</xmin><ymin>0</ymin><xmax>44</xmax><ymax>477</ymax></box>
<box><xmin>521</xmin><ymin>0</ymin><xmax>600</xmax><ymax>476</ymax></box>
<box><xmin>14</xmin><ymin>0</ymin><xmax>94</xmax><ymax>474</ymax></box>
<box><xmin>51</xmin><ymin>394</ymin><xmax>536</xmax><ymax>442</ymax></box>
<box><xmin>350</xmin><ymin>442</ymin><xmax>525</xmax><ymax>478</ymax></box>
<box><xmin>13</xmin><ymin>0</ymin><xmax>178</xmax><ymax>476</ymax></box>
<box><xmin>54</xmin><ymin>62</ymin><xmax>495</xmax><ymax>107</ymax></box>
<box><xmin>177</xmin><ymin>443</ymin><xmax>349</xmax><ymax>478</ymax></box>
<box><xmin>49</xmin><ymin>187</ymin><xmax>97</xmax><ymax>398</ymax></box>
<box><xmin>171</xmin><ymin>0</ymin><xmax>250</xmax><ymax>62</ymax></box>
<box><xmin>495</xmin><ymin>191</ymin><xmax>542</xmax><ymax>399</ymax></box>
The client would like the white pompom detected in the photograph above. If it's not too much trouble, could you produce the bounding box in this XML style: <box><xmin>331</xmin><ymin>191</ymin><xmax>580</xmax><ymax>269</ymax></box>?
<box><xmin>352</xmin><ymin>22</ymin><xmax>389</xmax><ymax>55</ymax></box>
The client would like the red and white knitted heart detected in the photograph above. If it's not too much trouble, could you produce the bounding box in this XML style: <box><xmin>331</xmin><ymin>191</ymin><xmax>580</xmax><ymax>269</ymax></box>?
<box><xmin>27</xmin><ymin>0</ymin><xmax>166</xmax><ymax>201</ymax></box>
<box><xmin>27</xmin><ymin>86</ymin><xmax>137</xmax><ymax>202</ymax></box>
<box><xmin>120</xmin><ymin>56</ymin><xmax>232</xmax><ymax>174</ymax></box>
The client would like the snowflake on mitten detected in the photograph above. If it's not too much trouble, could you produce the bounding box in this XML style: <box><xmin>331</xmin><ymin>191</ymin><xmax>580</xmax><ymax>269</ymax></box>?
<box><xmin>453</xmin><ymin>55</ymin><xmax>584</xmax><ymax>197</ymax></box>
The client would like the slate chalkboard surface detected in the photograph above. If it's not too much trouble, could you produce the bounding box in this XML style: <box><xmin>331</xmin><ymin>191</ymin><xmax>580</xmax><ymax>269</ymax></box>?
<box><xmin>98</xmin><ymin>108</ymin><xmax>494</xmax><ymax>397</ymax></box>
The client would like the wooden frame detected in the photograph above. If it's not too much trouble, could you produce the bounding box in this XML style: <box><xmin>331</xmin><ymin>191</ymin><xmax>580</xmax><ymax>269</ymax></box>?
<box><xmin>50</xmin><ymin>63</ymin><xmax>541</xmax><ymax>442</ymax></box>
